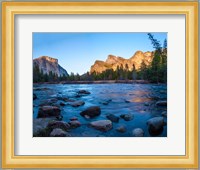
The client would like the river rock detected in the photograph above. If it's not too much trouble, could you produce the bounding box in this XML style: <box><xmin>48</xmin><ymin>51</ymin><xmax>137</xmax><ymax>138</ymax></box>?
<box><xmin>33</xmin><ymin>93</ymin><xmax>37</xmax><ymax>100</ymax></box>
<box><xmin>68</xmin><ymin>100</ymin><xmax>85</xmax><ymax>107</ymax></box>
<box><xmin>147</xmin><ymin>117</ymin><xmax>165</xmax><ymax>136</ymax></box>
<box><xmin>47</xmin><ymin>120</ymin><xmax>70</xmax><ymax>131</ymax></box>
<box><xmin>77</xmin><ymin>90</ymin><xmax>91</xmax><ymax>94</ymax></box>
<box><xmin>33</xmin><ymin>118</ymin><xmax>55</xmax><ymax>137</ymax></box>
<box><xmin>132</xmin><ymin>128</ymin><xmax>144</xmax><ymax>137</ymax></box>
<box><xmin>69</xmin><ymin>120</ymin><xmax>81</xmax><ymax>128</ymax></box>
<box><xmin>156</xmin><ymin>101</ymin><xmax>167</xmax><ymax>106</ymax></box>
<box><xmin>106</xmin><ymin>114</ymin><xmax>119</xmax><ymax>123</ymax></box>
<box><xmin>116</xmin><ymin>125</ymin><xmax>126</xmax><ymax>133</ymax></box>
<box><xmin>90</xmin><ymin>120</ymin><xmax>112</xmax><ymax>132</ymax></box>
<box><xmin>80</xmin><ymin>106</ymin><xmax>101</xmax><ymax>118</ymax></box>
<box><xmin>37</xmin><ymin>106</ymin><xmax>61</xmax><ymax>118</ymax></box>
<box><xmin>120</xmin><ymin>113</ymin><xmax>134</xmax><ymax>121</ymax></box>
<box><xmin>50</xmin><ymin>128</ymin><xmax>71</xmax><ymax>137</ymax></box>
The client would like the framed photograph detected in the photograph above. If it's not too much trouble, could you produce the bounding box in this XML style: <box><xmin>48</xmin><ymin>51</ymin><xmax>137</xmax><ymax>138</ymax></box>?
<box><xmin>2</xmin><ymin>1</ymin><xmax>198</xmax><ymax>168</ymax></box>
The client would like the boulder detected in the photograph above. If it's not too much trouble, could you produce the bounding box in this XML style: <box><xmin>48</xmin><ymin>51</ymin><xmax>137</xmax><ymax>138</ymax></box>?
<box><xmin>116</xmin><ymin>125</ymin><xmax>126</xmax><ymax>133</ymax></box>
<box><xmin>47</xmin><ymin>120</ymin><xmax>70</xmax><ymax>131</ymax></box>
<box><xmin>37</xmin><ymin>106</ymin><xmax>61</xmax><ymax>118</ymax></box>
<box><xmin>156</xmin><ymin>101</ymin><xmax>167</xmax><ymax>106</ymax></box>
<box><xmin>80</xmin><ymin>106</ymin><xmax>101</xmax><ymax>118</ymax></box>
<box><xmin>69</xmin><ymin>120</ymin><xmax>81</xmax><ymax>128</ymax></box>
<box><xmin>132</xmin><ymin>128</ymin><xmax>144</xmax><ymax>137</ymax></box>
<box><xmin>68</xmin><ymin>100</ymin><xmax>85</xmax><ymax>107</ymax></box>
<box><xmin>50</xmin><ymin>128</ymin><xmax>71</xmax><ymax>137</ymax></box>
<box><xmin>90</xmin><ymin>120</ymin><xmax>112</xmax><ymax>132</ymax></box>
<box><xmin>120</xmin><ymin>113</ymin><xmax>134</xmax><ymax>121</ymax></box>
<box><xmin>147</xmin><ymin>117</ymin><xmax>165</xmax><ymax>136</ymax></box>
<box><xmin>33</xmin><ymin>118</ymin><xmax>55</xmax><ymax>137</ymax></box>
<box><xmin>106</xmin><ymin>114</ymin><xmax>119</xmax><ymax>123</ymax></box>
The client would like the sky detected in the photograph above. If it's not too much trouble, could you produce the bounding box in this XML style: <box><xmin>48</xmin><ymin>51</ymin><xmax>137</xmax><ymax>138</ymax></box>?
<box><xmin>33</xmin><ymin>32</ymin><xmax>167</xmax><ymax>75</ymax></box>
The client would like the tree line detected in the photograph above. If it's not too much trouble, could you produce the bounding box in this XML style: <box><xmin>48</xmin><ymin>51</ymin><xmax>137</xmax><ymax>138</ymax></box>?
<box><xmin>33</xmin><ymin>33</ymin><xmax>167</xmax><ymax>83</ymax></box>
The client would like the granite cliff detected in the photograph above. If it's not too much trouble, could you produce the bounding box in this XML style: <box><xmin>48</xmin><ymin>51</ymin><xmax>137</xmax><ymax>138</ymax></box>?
<box><xmin>33</xmin><ymin>56</ymin><xmax>68</xmax><ymax>77</ymax></box>
<box><xmin>90</xmin><ymin>51</ymin><xmax>154</xmax><ymax>74</ymax></box>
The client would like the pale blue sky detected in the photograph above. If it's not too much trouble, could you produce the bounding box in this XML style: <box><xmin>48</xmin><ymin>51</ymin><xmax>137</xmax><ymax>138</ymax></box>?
<box><xmin>33</xmin><ymin>32</ymin><xmax>167</xmax><ymax>75</ymax></box>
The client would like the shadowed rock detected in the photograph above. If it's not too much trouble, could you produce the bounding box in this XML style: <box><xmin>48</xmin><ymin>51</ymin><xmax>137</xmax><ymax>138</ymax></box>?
<box><xmin>80</xmin><ymin>106</ymin><xmax>101</xmax><ymax>118</ymax></box>
<box><xmin>33</xmin><ymin>93</ymin><xmax>37</xmax><ymax>100</ymax></box>
<box><xmin>147</xmin><ymin>117</ymin><xmax>165</xmax><ymax>136</ymax></box>
<box><xmin>77</xmin><ymin>90</ymin><xmax>91</xmax><ymax>95</ymax></box>
<box><xmin>106</xmin><ymin>114</ymin><xmax>119</xmax><ymax>123</ymax></box>
<box><xmin>156</xmin><ymin>101</ymin><xmax>167</xmax><ymax>106</ymax></box>
<box><xmin>37</xmin><ymin>106</ymin><xmax>61</xmax><ymax>118</ymax></box>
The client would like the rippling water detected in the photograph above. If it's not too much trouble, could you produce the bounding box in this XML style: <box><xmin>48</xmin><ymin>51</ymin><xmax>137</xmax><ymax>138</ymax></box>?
<box><xmin>33</xmin><ymin>83</ymin><xmax>167</xmax><ymax>137</ymax></box>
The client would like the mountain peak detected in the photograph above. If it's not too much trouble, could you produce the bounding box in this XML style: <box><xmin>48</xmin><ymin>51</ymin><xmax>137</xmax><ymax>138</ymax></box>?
<box><xmin>90</xmin><ymin>50</ymin><xmax>153</xmax><ymax>74</ymax></box>
<box><xmin>33</xmin><ymin>56</ymin><xmax>68</xmax><ymax>77</ymax></box>
<box><xmin>38</xmin><ymin>56</ymin><xmax>58</xmax><ymax>63</ymax></box>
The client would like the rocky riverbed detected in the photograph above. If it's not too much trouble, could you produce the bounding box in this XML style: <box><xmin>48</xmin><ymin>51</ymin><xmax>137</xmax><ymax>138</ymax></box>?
<box><xmin>33</xmin><ymin>83</ymin><xmax>167</xmax><ymax>137</ymax></box>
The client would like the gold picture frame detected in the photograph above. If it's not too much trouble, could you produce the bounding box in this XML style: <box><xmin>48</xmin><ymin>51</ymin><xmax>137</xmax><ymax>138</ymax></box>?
<box><xmin>2</xmin><ymin>1</ymin><xmax>198</xmax><ymax>168</ymax></box>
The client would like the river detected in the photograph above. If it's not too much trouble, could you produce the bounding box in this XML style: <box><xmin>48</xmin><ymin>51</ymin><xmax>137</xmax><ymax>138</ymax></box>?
<box><xmin>33</xmin><ymin>83</ymin><xmax>167</xmax><ymax>137</ymax></box>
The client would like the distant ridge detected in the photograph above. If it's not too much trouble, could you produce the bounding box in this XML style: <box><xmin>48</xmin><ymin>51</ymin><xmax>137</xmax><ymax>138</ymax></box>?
<box><xmin>33</xmin><ymin>56</ymin><xmax>68</xmax><ymax>77</ymax></box>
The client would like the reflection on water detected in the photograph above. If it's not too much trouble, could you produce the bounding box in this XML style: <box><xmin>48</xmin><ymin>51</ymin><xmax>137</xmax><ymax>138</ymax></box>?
<box><xmin>33</xmin><ymin>83</ymin><xmax>167</xmax><ymax>137</ymax></box>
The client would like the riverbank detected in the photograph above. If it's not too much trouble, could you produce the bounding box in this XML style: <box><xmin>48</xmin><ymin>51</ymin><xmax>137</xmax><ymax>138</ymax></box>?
<box><xmin>34</xmin><ymin>80</ymin><xmax>152</xmax><ymax>85</ymax></box>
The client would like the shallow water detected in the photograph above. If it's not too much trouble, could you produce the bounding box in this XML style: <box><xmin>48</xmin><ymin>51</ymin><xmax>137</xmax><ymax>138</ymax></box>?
<box><xmin>33</xmin><ymin>83</ymin><xmax>167</xmax><ymax>137</ymax></box>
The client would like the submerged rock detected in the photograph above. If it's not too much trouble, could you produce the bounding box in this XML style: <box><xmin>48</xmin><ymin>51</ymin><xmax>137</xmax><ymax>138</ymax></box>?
<box><xmin>77</xmin><ymin>90</ymin><xmax>91</xmax><ymax>95</ymax></box>
<box><xmin>116</xmin><ymin>125</ymin><xmax>126</xmax><ymax>133</ymax></box>
<box><xmin>68</xmin><ymin>100</ymin><xmax>85</xmax><ymax>107</ymax></box>
<box><xmin>90</xmin><ymin>120</ymin><xmax>112</xmax><ymax>132</ymax></box>
<box><xmin>99</xmin><ymin>99</ymin><xmax>112</xmax><ymax>105</ymax></box>
<box><xmin>147</xmin><ymin>117</ymin><xmax>165</xmax><ymax>136</ymax></box>
<box><xmin>50</xmin><ymin>128</ymin><xmax>71</xmax><ymax>137</ymax></box>
<box><xmin>80</xmin><ymin>106</ymin><xmax>101</xmax><ymax>118</ymax></box>
<box><xmin>106</xmin><ymin>114</ymin><xmax>119</xmax><ymax>123</ymax></box>
<box><xmin>156</xmin><ymin>101</ymin><xmax>167</xmax><ymax>106</ymax></box>
<box><xmin>120</xmin><ymin>113</ymin><xmax>134</xmax><ymax>121</ymax></box>
<box><xmin>37</xmin><ymin>106</ymin><xmax>61</xmax><ymax>118</ymax></box>
<box><xmin>69</xmin><ymin>120</ymin><xmax>81</xmax><ymax>128</ymax></box>
<box><xmin>132</xmin><ymin>128</ymin><xmax>144</xmax><ymax>137</ymax></box>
